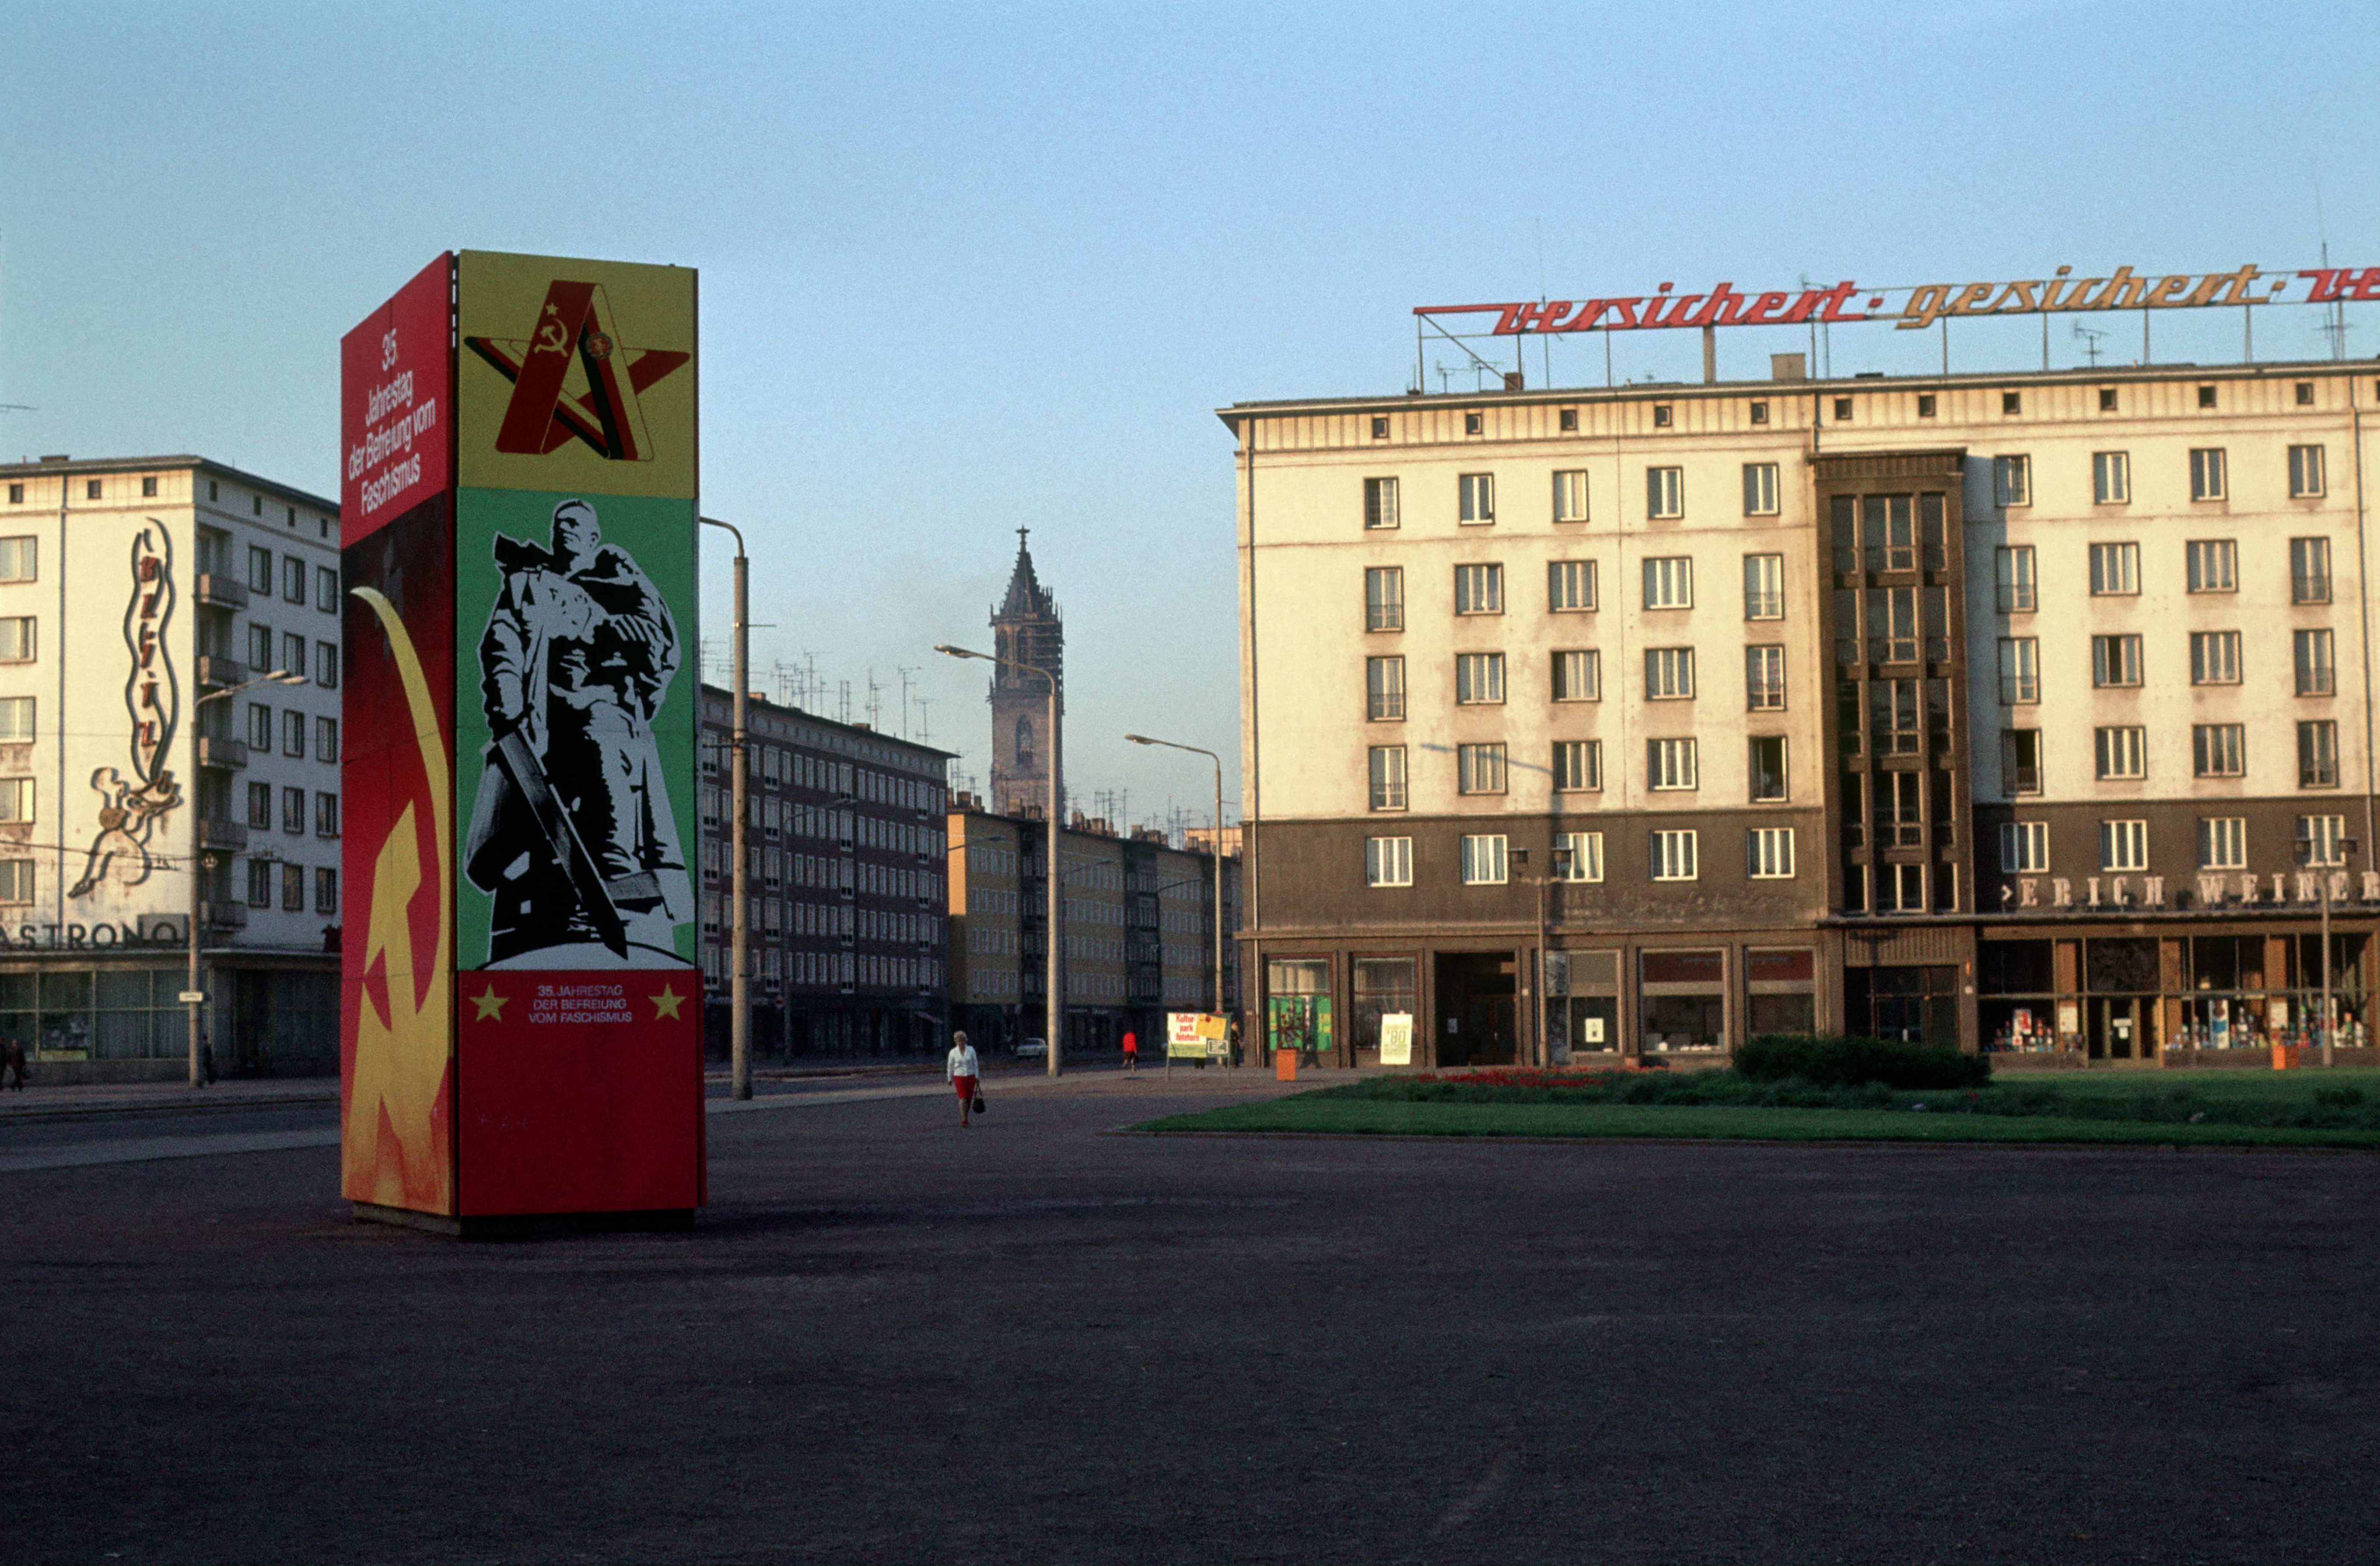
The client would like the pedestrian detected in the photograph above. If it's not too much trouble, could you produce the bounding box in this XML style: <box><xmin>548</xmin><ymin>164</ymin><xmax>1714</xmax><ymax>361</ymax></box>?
<box><xmin>1</xmin><ymin>1034</ymin><xmax>23</xmax><ymax>1091</ymax></box>
<box><xmin>1121</xmin><ymin>1028</ymin><xmax>1138</xmax><ymax>1073</ymax></box>
<box><xmin>946</xmin><ymin>1028</ymin><xmax>981</xmax><ymax>1128</ymax></box>
<box><xmin>200</xmin><ymin>1040</ymin><xmax>216</xmax><ymax>1087</ymax></box>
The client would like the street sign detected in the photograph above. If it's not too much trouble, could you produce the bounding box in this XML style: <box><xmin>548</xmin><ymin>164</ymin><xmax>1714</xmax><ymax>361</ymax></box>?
<box><xmin>177</xmin><ymin>990</ymin><xmax>206</xmax><ymax>1004</ymax></box>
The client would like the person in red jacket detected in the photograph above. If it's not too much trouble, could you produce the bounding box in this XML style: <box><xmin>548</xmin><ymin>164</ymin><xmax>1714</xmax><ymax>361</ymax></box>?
<box><xmin>1121</xmin><ymin>1028</ymin><xmax>1138</xmax><ymax>1073</ymax></box>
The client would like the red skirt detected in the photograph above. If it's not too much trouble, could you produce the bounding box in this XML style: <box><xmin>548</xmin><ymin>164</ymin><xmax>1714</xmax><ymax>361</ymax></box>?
<box><xmin>953</xmin><ymin>1074</ymin><xmax>979</xmax><ymax>1099</ymax></box>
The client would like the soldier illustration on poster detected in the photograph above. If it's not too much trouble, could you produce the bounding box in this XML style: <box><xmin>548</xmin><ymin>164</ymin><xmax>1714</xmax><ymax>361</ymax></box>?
<box><xmin>462</xmin><ymin>495</ymin><xmax>691</xmax><ymax>967</ymax></box>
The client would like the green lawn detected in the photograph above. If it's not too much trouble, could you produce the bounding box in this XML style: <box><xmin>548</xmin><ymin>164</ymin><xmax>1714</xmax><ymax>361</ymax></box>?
<box><xmin>1135</xmin><ymin>1066</ymin><xmax>2380</xmax><ymax>1149</ymax></box>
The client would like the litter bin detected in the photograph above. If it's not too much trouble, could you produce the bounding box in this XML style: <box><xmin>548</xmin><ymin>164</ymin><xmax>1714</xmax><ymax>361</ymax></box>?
<box><xmin>1275</xmin><ymin>1049</ymin><xmax>1298</xmax><ymax>1083</ymax></box>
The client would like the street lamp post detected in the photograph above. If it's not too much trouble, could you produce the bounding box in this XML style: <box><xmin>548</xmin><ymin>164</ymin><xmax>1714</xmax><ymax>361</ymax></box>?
<box><xmin>702</xmin><ymin>517</ymin><xmax>751</xmax><ymax>1100</ymax></box>
<box><xmin>937</xmin><ymin>643</ymin><xmax>1062</xmax><ymax>1077</ymax></box>
<box><xmin>2302</xmin><ymin>833</ymin><xmax>2359</xmax><ymax>1068</ymax></box>
<box><xmin>1510</xmin><ymin>843</ymin><xmax>1573</xmax><ymax>1069</ymax></box>
<box><xmin>1123</xmin><ymin>734</ymin><xmax>1227</xmax><ymax>1028</ymax></box>
<box><xmin>188</xmin><ymin>669</ymin><xmax>307</xmax><ymax>1087</ymax></box>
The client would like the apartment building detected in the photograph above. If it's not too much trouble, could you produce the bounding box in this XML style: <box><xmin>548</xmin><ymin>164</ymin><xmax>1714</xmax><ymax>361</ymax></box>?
<box><xmin>696</xmin><ymin>685</ymin><xmax>952</xmax><ymax>1055</ymax></box>
<box><xmin>946</xmin><ymin>798</ymin><xmax>1240</xmax><ymax>1056</ymax></box>
<box><xmin>1223</xmin><ymin>360</ymin><xmax>2380</xmax><ymax>1067</ymax></box>
<box><xmin>0</xmin><ymin>456</ymin><xmax>343</xmax><ymax>1080</ymax></box>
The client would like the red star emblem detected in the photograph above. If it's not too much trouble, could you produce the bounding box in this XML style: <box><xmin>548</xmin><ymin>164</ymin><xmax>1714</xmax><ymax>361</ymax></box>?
<box><xmin>464</xmin><ymin>280</ymin><xmax>689</xmax><ymax>461</ymax></box>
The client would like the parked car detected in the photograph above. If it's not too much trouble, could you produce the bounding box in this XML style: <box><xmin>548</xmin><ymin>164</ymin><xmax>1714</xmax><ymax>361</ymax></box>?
<box><xmin>1013</xmin><ymin>1038</ymin><xmax>1047</xmax><ymax>1061</ymax></box>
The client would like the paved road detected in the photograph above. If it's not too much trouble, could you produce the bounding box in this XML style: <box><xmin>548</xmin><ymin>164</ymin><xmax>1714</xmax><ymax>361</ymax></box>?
<box><xmin>4</xmin><ymin>1072</ymin><xmax>2377</xmax><ymax>1563</ymax></box>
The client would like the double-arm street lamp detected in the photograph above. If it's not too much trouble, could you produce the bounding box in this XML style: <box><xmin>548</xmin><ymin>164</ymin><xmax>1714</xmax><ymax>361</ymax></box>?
<box><xmin>2298</xmin><ymin>832</ymin><xmax>2359</xmax><ymax>1068</ymax></box>
<box><xmin>701</xmin><ymin>517</ymin><xmax>752</xmax><ymax>1100</ymax></box>
<box><xmin>937</xmin><ymin>642</ymin><xmax>1063</xmax><ymax>1077</ymax></box>
<box><xmin>1123</xmin><ymin>734</ymin><xmax>1228</xmax><ymax>1025</ymax></box>
<box><xmin>187</xmin><ymin>668</ymin><xmax>308</xmax><ymax>1087</ymax></box>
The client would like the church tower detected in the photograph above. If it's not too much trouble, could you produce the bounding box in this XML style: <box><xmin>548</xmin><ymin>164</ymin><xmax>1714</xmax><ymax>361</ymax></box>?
<box><xmin>988</xmin><ymin>528</ymin><xmax>1063</xmax><ymax>818</ymax></box>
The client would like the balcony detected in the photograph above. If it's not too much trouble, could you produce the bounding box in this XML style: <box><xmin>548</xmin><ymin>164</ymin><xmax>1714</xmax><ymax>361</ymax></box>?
<box><xmin>196</xmin><ymin>655</ymin><xmax>248</xmax><ymax>690</ymax></box>
<box><xmin>200</xmin><ymin>900</ymin><xmax>248</xmax><ymax>931</ymax></box>
<box><xmin>196</xmin><ymin>737</ymin><xmax>248</xmax><ymax>770</ymax></box>
<box><xmin>197</xmin><ymin>818</ymin><xmax>248</xmax><ymax>854</ymax></box>
<box><xmin>193</xmin><ymin>573</ymin><xmax>249</xmax><ymax>611</ymax></box>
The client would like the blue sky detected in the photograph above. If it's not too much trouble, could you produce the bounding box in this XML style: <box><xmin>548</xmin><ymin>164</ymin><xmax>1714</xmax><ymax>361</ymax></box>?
<box><xmin>3</xmin><ymin>1</ymin><xmax>2374</xmax><ymax>829</ymax></box>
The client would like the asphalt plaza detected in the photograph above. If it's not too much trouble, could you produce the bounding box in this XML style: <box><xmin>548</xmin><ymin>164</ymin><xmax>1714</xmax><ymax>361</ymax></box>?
<box><xmin>4</xmin><ymin>1066</ymin><xmax>2378</xmax><ymax>1563</ymax></box>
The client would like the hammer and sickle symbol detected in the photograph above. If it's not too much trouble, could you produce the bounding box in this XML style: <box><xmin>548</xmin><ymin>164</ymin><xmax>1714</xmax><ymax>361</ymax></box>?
<box><xmin>535</xmin><ymin>320</ymin><xmax>571</xmax><ymax>354</ymax></box>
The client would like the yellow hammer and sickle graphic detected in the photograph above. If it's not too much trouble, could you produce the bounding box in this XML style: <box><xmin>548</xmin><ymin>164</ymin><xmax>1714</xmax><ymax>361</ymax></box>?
<box><xmin>342</xmin><ymin>586</ymin><xmax>455</xmax><ymax>1213</ymax></box>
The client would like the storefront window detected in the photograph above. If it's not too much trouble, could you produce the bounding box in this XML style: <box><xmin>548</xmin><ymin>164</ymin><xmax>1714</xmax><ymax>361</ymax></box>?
<box><xmin>1846</xmin><ymin>965</ymin><xmax>1957</xmax><ymax>1046</ymax></box>
<box><xmin>1550</xmin><ymin>950</ymin><xmax>1619</xmax><ymax>1060</ymax></box>
<box><xmin>1266</xmin><ymin>959</ymin><xmax>1332</xmax><ymax>1063</ymax></box>
<box><xmin>1980</xmin><ymin>940</ymin><xmax>2057</xmax><ymax>1052</ymax></box>
<box><xmin>1641</xmin><ymin>949</ymin><xmax>1725</xmax><ymax>1052</ymax></box>
<box><xmin>1351</xmin><ymin>958</ymin><xmax>1416</xmax><ymax>1062</ymax></box>
<box><xmin>1745</xmin><ymin>947</ymin><xmax>1816</xmax><ymax>1035</ymax></box>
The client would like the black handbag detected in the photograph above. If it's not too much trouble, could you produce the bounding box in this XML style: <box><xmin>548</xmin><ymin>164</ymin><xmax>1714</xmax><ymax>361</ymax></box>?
<box><xmin>972</xmin><ymin>1092</ymin><xmax>987</xmax><ymax>1115</ymax></box>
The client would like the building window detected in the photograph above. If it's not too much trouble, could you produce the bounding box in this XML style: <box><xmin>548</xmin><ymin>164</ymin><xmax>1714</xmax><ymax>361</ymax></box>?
<box><xmin>2189</xmin><ymin>447</ymin><xmax>2227</xmax><ymax>501</ymax></box>
<box><xmin>2002</xmin><ymin>729</ymin><xmax>2043</xmax><ymax>795</ymax></box>
<box><xmin>1456</xmin><ymin>743</ymin><xmax>1507</xmax><ymax>794</ymax></box>
<box><xmin>2290</xmin><ymin>537</ymin><xmax>2332</xmax><ymax>604</ymax></box>
<box><xmin>2198</xmin><ymin>817</ymin><xmax>2247</xmax><ymax>870</ymax></box>
<box><xmin>1916</xmin><ymin>394</ymin><xmax>1936</xmax><ymax>418</ymax></box>
<box><xmin>1551</xmin><ymin>649</ymin><xmax>1601</xmax><ymax>703</ymax></box>
<box><xmin>2298</xmin><ymin>720</ymin><xmax>2339</xmax><ymax>788</ymax></box>
<box><xmin>1371</xmin><ymin>416</ymin><xmax>1390</xmax><ymax>439</ymax></box>
<box><xmin>2190</xmin><ymin>630</ymin><xmax>2241</xmax><ymax>686</ymax></box>
<box><xmin>247</xmin><ymin>703</ymin><xmax>271</xmax><ymax>750</ymax></box>
<box><xmin>1365</xmin><ymin>566</ymin><xmax>1404</xmax><ymax>631</ymax></box>
<box><xmin>2184</xmin><ymin>539</ymin><xmax>2236</xmax><ymax>593</ymax></box>
<box><xmin>246</xmin><ymin>545</ymin><xmax>271</xmax><ymax>594</ymax></box>
<box><xmin>317</xmin><ymin>566</ymin><xmax>338</xmax><ymax>612</ymax></box>
<box><xmin>0</xmin><ymin>777</ymin><xmax>31</xmax><ymax>822</ymax></box>
<box><xmin>1748</xmin><ymin>736</ymin><xmax>1788</xmax><ymax>802</ymax></box>
<box><xmin>1453</xmin><ymin>563</ymin><xmax>1503</xmax><ymax>615</ymax></box>
<box><xmin>317</xmin><ymin>716</ymin><xmax>339</xmax><ymax>763</ymax></box>
<box><xmin>1742</xmin><ymin>554</ymin><xmax>1784</xmax><ymax>619</ymax></box>
<box><xmin>1881</xmin><ymin>863</ymin><xmax>1927</xmax><ymax>914</ymax></box>
<box><xmin>1555</xmin><ymin>831</ymin><xmax>1603</xmax><ymax>882</ymax></box>
<box><xmin>1993</xmin><ymin>454</ymin><xmax>2031</xmax><ymax>508</ymax></box>
<box><xmin>1365</xmin><ymin>836</ymin><xmax>1412</xmax><ymax>888</ymax></box>
<box><xmin>1833</xmin><ymin>397</ymin><xmax>1854</xmax><ymax>421</ymax></box>
<box><xmin>314</xmin><ymin>866</ymin><xmax>337</xmax><ymax>913</ymax></box>
<box><xmin>1365</xmin><ymin>656</ymin><xmax>1405</xmax><ymax>721</ymax></box>
<box><xmin>1646</xmin><ymin>467</ymin><xmax>1684</xmax><ymax>519</ymax></box>
<box><xmin>0</xmin><ymin>618</ymin><xmax>34</xmax><ymax>663</ymax></box>
<box><xmin>2087</xmin><ymin>542</ymin><xmax>2139</xmax><ymax>596</ymax></box>
<box><xmin>2297</xmin><ymin>814</ymin><xmax>2348</xmax><ymax>867</ymax></box>
<box><xmin>2</xmin><ymin>485</ymin><xmax>16</xmax><ymax>504</ymax></box>
<box><xmin>1870</xmin><ymin>679</ymin><xmax>1919</xmax><ymax>756</ymax></box>
<box><xmin>1459</xmin><ymin>834</ymin><xmax>1508</xmax><ymax>885</ymax></box>
<box><xmin>1552</xmin><ymin>739</ymin><xmax>1601</xmax><ymax>793</ymax></box>
<box><xmin>1363</xmin><ymin>477</ymin><xmax>1399</xmax><ymax>530</ymax></box>
<box><xmin>279</xmin><ymin>862</ymin><xmax>303</xmax><ymax>911</ymax></box>
<box><xmin>1455</xmin><ymin>653</ymin><xmax>1506</xmax><ymax>705</ymax></box>
<box><xmin>2092</xmin><ymin>451</ymin><xmax>2130</xmax><ymax>504</ymax></box>
<box><xmin>2000</xmin><ymin>820</ymin><xmax>2049</xmax><ymax>874</ymax></box>
<box><xmin>282</xmin><ymin>785</ymin><xmax>305</xmax><ymax>835</ymax></box>
<box><xmin>2099</xmin><ymin>819</ymin><xmax>2149</xmax><ymax>872</ymax></box>
<box><xmin>2294</xmin><ymin>629</ymin><xmax>2335</xmax><ymax>696</ymax></box>
<box><xmin>1458</xmin><ymin>472</ymin><xmax>1494</xmax><ymax>524</ymax></box>
<box><xmin>284</xmin><ymin>632</ymin><xmax>307</xmax><ymax>679</ymax></box>
<box><xmin>1649</xmin><ymin>829</ymin><xmax>1698</xmax><ymax>882</ymax></box>
<box><xmin>1745</xmin><ymin>645</ymin><xmax>1786</xmax><ymax>711</ymax></box>
<box><xmin>0</xmin><ymin>538</ymin><xmax>35</xmax><ymax>583</ymax></box>
<box><xmin>1746</xmin><ymin>827</ymin><xmax>1795</xmax><ymax>879</ymax></box>
<box><xmin>1368</xmin><ymin>746</ymin><xmax>1406</xmax><ymax>811</ymax></box>
<box><xmin>0</xmin><ymin>860</ymin><xmax>31</xmax><ymax>902</ymax></box>
<box><xmin>246</xmin><ymin>859</ymin><xmax>271</xmax><ymax>908</ymax></box>
<box><xmin>1647</xmin><ymin>738</ymin><xmax>1698</xmax><ymax>792</ymax></box>
<box><xmin>84</xmin><ymin>479</ymin><xmax>102</xmax><ymax>500</ymax></box>
<box><xmin>283</xmin><ymin>710</ymin><xmax>305</xmax><ymax>757</ymax></box>
<box><xmin>1643</xmin><ymin>647</ymin><xmax>1694</xmax><ymax>700</ymax></box>
<box><xmin>2002</xmin><ymin>391</ymin><xmax>2023</xmax><ymax>416</ymax></box>
<box><xmin>316</xmin><ymin>641</ymin><xmax>338</xmax><ymax>688</ymax></box>
<box><xmin>1553</xmin><ymin>470</ymin><xmax>1589</xmax><ymax>524</ymax></box>
<box><xmin>1641</xmin><ymin>556</ymin><xmax>1692</xmax><ymax>609</ymax></box>
<box><xmin>1652</xmin><ymin>404</ymin><xmax>1673</xmax><ymax>428</ymax></box>
<box><xmin>1742</xmin><ymin>463</ymin><xmax>1780</xmax><ymax>517</ymax></box>
<box><xmin>247</xmin><ymin>623</ymin><xmax>271</xmax><ymax>669</ymax></box>
<box><xmin>246</xmin><ymin>781</ymin><xmax>270</xmax><ymax>828</ymax></box>
<box><xmin>1558</xmin><ymin>408</ymin><xmax>1578</xmax><ymax>433</ymax></box>
<box><xmin>1464</xmin><ymin>411</ymin><xmax>1483</xmax><ymax>436</ymax></box>
<box><xmin>0</xmin><ymin>697</ymin><xmax>30</xmax><ymax>741</ymax></box>
<box><xmin>1994</xmin><ymin>545</ymin><xmax>2036</xmax><ymax>613</ymax></box>
<box><xmin>316</xmin><ymin>791</ymin><xmax>340</xmax><ymax>837</ymax></box>
<box><xmin>2197</xmin><ymin>385</ymin><xmax>2218</xmax><ymax>409</ymax></box>
<box><xmin>2091</xmin><ymin>634</ymin><xmax>2143</xmax><ymax>688</ymax></box>
<box><xmin>2286</xmin><ymin>444</ymin><xmax>2328</xmax><ymax>500</ymax></box>
<box><xmin>2094</xmin><ymin>726</ymin><xmax>2146</xmax><ymax>780</ymax></box>
<box><xmin>1547</xmin><ymin>559</ymin><xmax>1596</xmax><ymax>612</ymax></box>
<box><xmin>1997</xmin><ymin>637</ymin><xmax>2039</xmax><ymax>705</ymax></box>
<box><xmin>1750</xmin><ymin>400</ymin><xmax>1770</xmax><ymax>424</ymax></box>
<box><xmin>279</xmin><ymin>555</ymin><xmax>302</xmax><ymax>604</ymax></box>
<box><xmin>2099</xmin><ymin>387</ymin><xmax>2119</xmax><ymax>412</ymax></box>
<box><xmin>1865</xmin><ymin>584</ymin><xmax>1919</xmax><ymax>664</ymax></box>
<box><xmin>2192</xmin><ymin>724</ymin><xmax>2246</xmax><ymax>778</ymax></box>
<box><xmin>2295</xmin><ymin>382</ymin><xmax>2316</xmax><ymax>407</ymax></box>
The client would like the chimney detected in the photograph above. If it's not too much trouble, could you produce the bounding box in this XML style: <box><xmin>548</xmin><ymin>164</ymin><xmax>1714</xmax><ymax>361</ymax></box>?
<box><xmin>1770</xmin><ymin>353</ymin><xmax>1807</xmax><ymax>382</ymax></box>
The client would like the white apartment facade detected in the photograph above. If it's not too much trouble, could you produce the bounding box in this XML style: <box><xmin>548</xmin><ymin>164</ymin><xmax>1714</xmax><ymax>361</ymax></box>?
<box><xmin>0</xmin><ymin>456</ymin><xmax>343</xmax><ymax>1080</ymax></box>
<box><xmin>1224</xmin><ymin>359</ymin><xmax>2380</xmax><ymax>1067</ymax></box>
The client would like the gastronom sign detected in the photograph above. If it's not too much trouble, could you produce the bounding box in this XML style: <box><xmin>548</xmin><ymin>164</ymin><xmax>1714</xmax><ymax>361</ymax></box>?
<box><xmin>1421</xmin><ymin>263</ymin><xmax>2380</xmax><ymax>336</ymax></box>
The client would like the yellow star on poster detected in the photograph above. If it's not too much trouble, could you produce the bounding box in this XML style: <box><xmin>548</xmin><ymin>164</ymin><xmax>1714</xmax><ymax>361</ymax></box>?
<box><xmin>470</xmin><ymin>986</ymin><xmax>507</xmax><ymax>1021</ymax></box>
<box><xmin>651</xmin><ymin>985</ymin><xmax>685</xmax><ymax>1021</ymax></box>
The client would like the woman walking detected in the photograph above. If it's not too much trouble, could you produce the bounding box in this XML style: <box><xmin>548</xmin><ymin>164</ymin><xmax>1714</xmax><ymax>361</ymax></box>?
<box><xmin>946</xmin><ymin>1029</ymin><xmax>981</xmax><ymax>1128</ymax></box>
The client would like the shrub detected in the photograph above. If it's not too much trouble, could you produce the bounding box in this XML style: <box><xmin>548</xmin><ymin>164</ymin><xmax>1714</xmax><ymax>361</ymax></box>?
<box><xmin>1735</xmin><ymin>1033</ymin><xmax>1989</xmax><ymax>1090</ymax></box>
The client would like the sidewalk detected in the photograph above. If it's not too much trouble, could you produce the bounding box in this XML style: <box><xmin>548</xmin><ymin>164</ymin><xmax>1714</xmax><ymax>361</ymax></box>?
<box><xmin>0</xmin><ymin>1075</ymin><xmax>339</xmax><ymax>1124</ymax></box>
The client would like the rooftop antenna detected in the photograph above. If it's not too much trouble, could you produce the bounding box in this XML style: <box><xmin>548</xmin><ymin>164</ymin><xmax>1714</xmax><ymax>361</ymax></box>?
<box><xmin>2072</xmin><ymin>321</ymin><xmax>2108</xmax><ymax>368</ymax></box>
<box><xmin>897</xmin><ymin>665</ymin><xmax>917</xmax><ymax>739</ymax></box>
<box><xmin>864</xmin><ymin>670</ymin><xmax>882</xmax><ymax>731</ymax></box>
<box><xmin>2316</xmin><ymin>180</ymin><xmax>2350</xmax><ymax>362</ymax></box>
<box><xmin>915</xmin><ymin>696</ymin><xmax>932</xmax><ymax>747</ymax></box>
<box><xmin>836</xmin><ymin>679</ymin><xmax>851</xmax><ymax>725</ymax></box>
